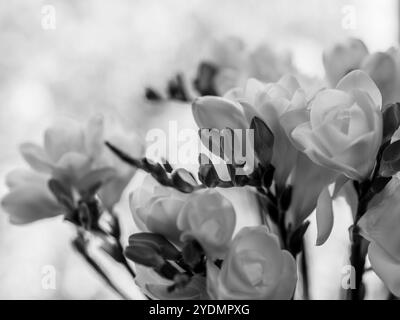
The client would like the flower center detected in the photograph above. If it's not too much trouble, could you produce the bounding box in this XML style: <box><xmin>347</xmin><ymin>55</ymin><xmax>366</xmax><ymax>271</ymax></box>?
<box><xmin>330</xmin><ymin>108</ymin><xmax>351</xmax><ymax>134</ymax></box>
<box><xmin>243</xmin><ymin>262</ymin><xmax>264</xmax><ymax>286</ymax></box>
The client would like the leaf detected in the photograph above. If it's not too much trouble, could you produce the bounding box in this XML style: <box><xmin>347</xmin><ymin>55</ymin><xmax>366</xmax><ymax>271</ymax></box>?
<box><xmin>262</xmin><ymin>165</ymin><xmax>275</xmax><ymax>189</ymax></box>
<box><xmin>315</xmin><ymin>186</ymin><xmax>334</xmax><ymax>246</ymax></box>
<box><xmin>128</xmin><ymin>233</ymin><xmax>181</xmax><ymax>260</ymax></box>
<box><xmin>380</xmin><ymin>140</ymin><xmax>400</xmax><ymax>176</ymax></box>
<box><xmin>181</xmin><ymin>240</ymin><xmax>204</xmax><ymax>269</ymax></box>
<box><xmin>154</xmin><ymin>261</ymin><xmax>181</xmax><ymax>280</ymax></box>
<box><xmin>125</xmin><ymin>244</ymin><xmax>164</xmax><ymax>268</ymax></box>
<box><xmin>48</xmin><ymin>179</ymin><xmax>74</xmax><ymax>212</ymax></box>
<box><xmin>382</xmin><ymin>103</ymin><xmax>400</xmax><ymax>144</ymax></box>
<box><xmin>171</xmin><ymin>169</ymin><xmax>196</xmax><ymax>193</ymax></box>
<box><xmin>288</xmin><ymin>221</ymin><xmax>310</xmax><ymax>256</ymax></box>
<box><xmin>250</xmin><ymin>117</ymin><xmax>274</xmax><ymax>166</ymax></box>
<box><xmin>279</xmin><ymin>186</ymin><xmax>293</xmax><ymax>212</ymax></box>
<box><xmin>370</xmin><ymin>176</ymin><xmax>392</xmax><ymax>195</ymax></box>
<box><xmin>198</xmin><ymin>154</ymin><xmax>219</xmax><ymax>187</ymax></box>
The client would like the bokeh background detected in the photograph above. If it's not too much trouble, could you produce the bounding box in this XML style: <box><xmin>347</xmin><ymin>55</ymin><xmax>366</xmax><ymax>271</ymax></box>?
<box><xmin>0</xmin><ymin>0</ymin><xmax>398</xmax><ymax>299</ymax></box>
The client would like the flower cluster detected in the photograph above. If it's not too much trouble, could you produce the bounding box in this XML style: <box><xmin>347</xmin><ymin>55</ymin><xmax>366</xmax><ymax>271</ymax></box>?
<box><xmin>323</xmin><ymin>38</ymin><xmax>400</xmax><ymax>105</ymax></box>
<box><xmin>123</xmin><ymin>69</ymin><xmax>398</xmax><ymax>300</ymax></box>
<box><xmin>145</xmin><ymin>37</ymin><xmax>295</xmax><ymax>103</ymax></box>
<box><xmin>3</xmin><ymin>38</ymin><xmax>400</xmax><ymax>300</ymax></box>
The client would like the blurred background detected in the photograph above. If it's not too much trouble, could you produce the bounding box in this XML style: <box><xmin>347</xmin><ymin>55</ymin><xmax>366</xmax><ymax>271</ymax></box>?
<box><xmin>0</xmin><ymin>0</ymin><xmax>398</xmax><ymax>299</ymax></box>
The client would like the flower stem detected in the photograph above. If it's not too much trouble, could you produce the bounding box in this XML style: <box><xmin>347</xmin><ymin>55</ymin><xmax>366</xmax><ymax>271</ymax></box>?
<box><xmin>346</xmin><ymin>195</ymin><xmax>369</xmax><ymax>300</ymax></box>
<box><xmin>300</xmin><ymin>239</ymin><xmax>310</xmax><ymax>300</ymax></box>
<box><xmin>116</xmin><ymin>240</ymin><xmax>137</xmax><ymax>279</ymax></box>
<box><xmin>72</xmin><ymin>236</ymin><xmax>129</xmax><ymax>300</ymax></box>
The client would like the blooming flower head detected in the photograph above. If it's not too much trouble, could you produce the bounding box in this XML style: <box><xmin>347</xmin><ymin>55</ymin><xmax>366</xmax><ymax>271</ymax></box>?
<box><xmin>323</xmin><ymin>38</ymin><xmax>369</xmax><ymax>86</ymax></box>
<box><xmin>177</xmin><ymin>189</ymin><xmax>236</xmax><ymax>259</ymax></box>
<box><xmin>202</xmin><ymin>37</ymin><xmax>295</xmax><ymax>96</ymax></box>
<box><xmin>1</xmin><ymin>169</ymin><xmax>63</xmax><ymax>224</ymax></box>
<box><xmin>358</xmin><ymin>177</ymin><xmax>400</xmax><ymax>296</ymax></box>
<box><xmin>206</xmin><ymin>226</ymin><xmax>297</xmax><ymax>300</ymax></box>
<box><xmin>361</xmin><ymin>51</ymin><xmax>398</xmax><ymax>106</ymax></box>
<box><xmin>2</xmin><ymin>115</ymin><xmax>144</xmax><ymax>224</ymax></box>
<box><xmin>193</xmin><ymin>75</ymin><xmax>307</xmax><ymax>186</ymax></box>
<box><xmin>130</xmin><ymin>174</ymin><xmax>191</xmax><ymax>242</ymax></box>
<box><xmin>289</xmin><ymin>70</ymin><xmax>383</xmax><ymax>181</ymax></box>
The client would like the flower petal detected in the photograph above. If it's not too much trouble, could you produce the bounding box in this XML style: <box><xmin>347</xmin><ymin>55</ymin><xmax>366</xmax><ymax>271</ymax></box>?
<box><xmin>5</xmin><ymin>169</ymin><xmax>48</xmax><ymax>190</ymax></box>
<box><xmin>309</xmin><ymin>89</ymin><xmax>352</xmax><ymax>129</ymax></box>
<box><xmin>192</xmin><ymin>96</ymin><xmax>248</xmax><ymax>130</ymax></box>
<box><xmin>1</xmin><ymin>186</ymin><xmax>62</xmax><ymax>224</ymax></box>
<box><xmin>44</xmin><ymin>120</ymin><xmax>85</xmax><ymax>162</ymax></box>
<box><xmin>315</xmin><ymin>186</ymin><xmax>334</xmax><ymax>246</ymax></box>
<box><xmin>272</xmin><ymin>250</ymin><xmax>298</xmax><ymax>299</ymax></box>
<box><xmin>368</xmin><ymin>242</ymin><xmax>400</xmax><ymax>297</ymax></box>
<box><xmin>277</xmin><ymin>75</ymin><xmax>300</xmax><ymax>97</ymax></box>
<box><xmin>53</xmin><ymin>152</ymin><xmax>92</xmax><ymax>186</ymax></box>
<box><xmin>19</xmin><ymin>143</ymin><xmax>53</xmax><ymax>173</ymax></box>
<box><xmin>85</xmin><ymin>114</ymin><xmax>105</xmax><ymax>157</ymax></box>
<box><xmin>336</xmin><ymin>70</ymin><xmax>382</xmax><ymax>109</ymax></box>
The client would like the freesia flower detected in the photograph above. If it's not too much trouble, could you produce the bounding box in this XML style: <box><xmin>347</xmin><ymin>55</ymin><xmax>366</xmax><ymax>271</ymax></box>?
<box><xmin>19</xmin><ymin>115</ymin><xmax>143</xmax><ymax>209</ymax></box>
<box><xmin>1</xmin><ymin>169</ymin><xmax>63</xmax><ymax>224</ymax></box>
<box><xmin>323</xmin><ymin>38</ymin><xmax>369</xmax><ymax>86</ymax></box>
<box><xmin>226</xmin><ymin>75</ymin><xmax>307</xmax><ymax>186</ymax></box>
<box><xmin>130</xmin><ymin>174</ymin><xmax>191</xmax><ymax>243</ymax></box>
<box><xmin>324</xmin><ymin>38</ymin><xmax>399</xmax><ymax>105</ymax></box>
<box><xmin>217</xmin><ymin>186</ymin><xmax>261</xmax><ymax>234</ymax></box>
<box><xmin>358</xmin><ymin>177</ymin><xmax>400</xmax><ymax>296</ymax></box>
<box><xmin>361</xmin><ymin>52</ymin><xmax>398</xmax><ymax>106</ymax></box>
<box><xmin>193</xmin><ymin>75</ymin><xmax>307</xmax><ymax>187</ymax></box>
<box><xmin>288</xmin><ymin>70</ymin><xmax>383</xmax><ymax>181</ymax></box>
<box><xmin>206</xmin><ymin>226</ymin><xmax>297</xmax><ymax>300</ymax></box>
<box><xmin>287</xmin><ymin>153</ymin><xmax>337</xmax><ymax>232</ymax></box>
<box><xmin>177</xmin><ymin>189</ymin><xmax>236</xmax><ymax>259</ymax></box>
<box><xmin>202</xmin><ymin>37</ymin><xmax>295</xmax><ymax>96</ymax></box>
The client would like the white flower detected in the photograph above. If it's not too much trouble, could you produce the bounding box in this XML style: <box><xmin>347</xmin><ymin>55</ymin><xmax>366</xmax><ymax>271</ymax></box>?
<box><xmin>361</xmin><ymin>51</ymin><xmax>398</xmax><ymax>105</ymax></box>
<box><xmin>206</xmin><ymin>226</ymin><xmax>297</xmax><ymax>300</ymax></box>
<box><xmin>177</xmin><ymin>189</ymin><xmax>236</xmax><ymax>259</ymax></box>
<box><xmin>19</xmin><ymin>115</ymin><xmax>144</xmax><ymax>209</ymax></box>
<box><xmin>217</xmin><ymin>186</ymin><xmax>261</xmax><ymax>234</ymax></box>
<box><xmin>227</xmin><ymin>75</ymin><xmax>307</xmax><ymax>186</ymax></box>
<box><xmin>193</xmin><ymin>75</ymin><xmax>307</xmax><ymax>186</ymax></box>
<box><xmin>204</xmin><ymin>37</ymin><xmax>295</xmax><ymax>95</ymax></box>
<box><xmin>129</xmin><ymin>174</ymin><xmax>190</xmax><ymax>242</ymax></box>
<box><xmin>323</xmin><ymin>38</ymin><xmax>369</xmax><ymax>86</ymax></box>
<box><xmin>289</xmin><ymin>70</ymin><xmax>383</xmax><ymax>181</ymax></box>
<box><xmin>358</xmin><ymin>177</ymin><xmax>400</xmax><ymax>296</ymax></box>
<box><xmin>1</xmin><ymin>169</ymin><xmax>63</xmax><ymax>224</ymax></box>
